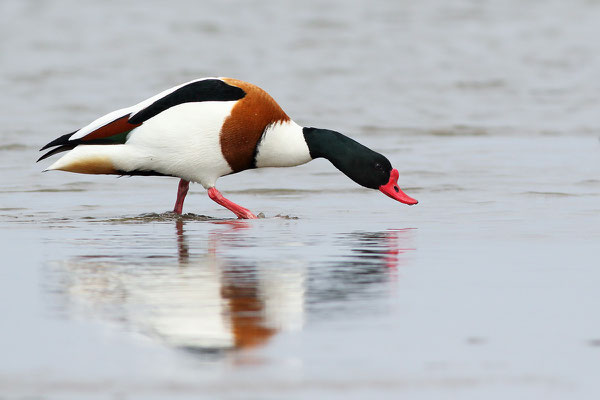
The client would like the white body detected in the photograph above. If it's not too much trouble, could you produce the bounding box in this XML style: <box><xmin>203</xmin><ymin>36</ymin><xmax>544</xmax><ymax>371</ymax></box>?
<box><xmin>47</xmin><ymin>79</ymin><xmax>312</xmax><ymax>189</ymax></box>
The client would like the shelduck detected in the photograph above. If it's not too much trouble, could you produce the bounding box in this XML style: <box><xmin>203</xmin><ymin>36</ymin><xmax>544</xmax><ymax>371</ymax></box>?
<box><xmin>38</xmin><ymin>78</ymin><xmax>417</xmax><ymax>218</ymax></box>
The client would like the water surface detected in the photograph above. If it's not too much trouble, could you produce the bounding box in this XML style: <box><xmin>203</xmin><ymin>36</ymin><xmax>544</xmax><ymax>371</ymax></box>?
<box><xmin>1</xmin><ymin>1</ymin><xmax>600</xmax><ymax>399</ymax></box>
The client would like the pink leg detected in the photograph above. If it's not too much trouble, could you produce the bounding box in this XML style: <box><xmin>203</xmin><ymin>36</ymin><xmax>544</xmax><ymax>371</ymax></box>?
<box><xmin>207</xmin><ymin>187</ymin><xmax>257</xmax><ymax>219</ymax></box>
<box><xmin>173</xmin><ymin>179</ymin><xmax>189</xmax><ymax>214</ymax></box>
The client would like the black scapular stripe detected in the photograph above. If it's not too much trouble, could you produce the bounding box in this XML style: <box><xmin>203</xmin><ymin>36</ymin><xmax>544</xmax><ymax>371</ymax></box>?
<box><xmin>129</xmin><ymin>79</ymin><xmax>246</xmax><ymax>124</ymax></box>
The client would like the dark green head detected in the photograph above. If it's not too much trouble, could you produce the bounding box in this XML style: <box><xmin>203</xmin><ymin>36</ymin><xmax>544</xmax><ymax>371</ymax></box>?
<box><xmin>302</xmin><ymin>127</ymin><xmax>418</xmax><ymax>205</ymax></box>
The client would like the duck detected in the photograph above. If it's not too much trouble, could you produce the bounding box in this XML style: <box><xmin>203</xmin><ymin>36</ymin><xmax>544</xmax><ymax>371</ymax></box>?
<box><xmin>38</xmin><ymin>77</ymin><xmax>418</xmax><ymax>219</ymax></box>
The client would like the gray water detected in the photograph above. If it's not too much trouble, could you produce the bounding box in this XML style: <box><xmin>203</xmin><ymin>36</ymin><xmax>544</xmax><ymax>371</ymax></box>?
<box><xmin>1</xmin><ymin>0</ymin><xmax>600</xmax><ymax>399</ymax></box>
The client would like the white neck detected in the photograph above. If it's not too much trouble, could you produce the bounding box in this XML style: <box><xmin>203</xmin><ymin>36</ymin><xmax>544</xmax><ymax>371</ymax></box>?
<box><xmin>254</xmin><ymin>121</ymin><xmax>312</xmax><ymax>168</ymax></box>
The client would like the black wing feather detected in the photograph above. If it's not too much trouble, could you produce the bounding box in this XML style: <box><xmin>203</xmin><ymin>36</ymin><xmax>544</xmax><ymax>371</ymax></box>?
<box><xmin>129</xmin><ymin>79</ymin><xmax>245</xmax><ymax>124</ymax></box>
<box><xmin>39</xmin><ymin>131</ymin><xmax>78</xmax><ymax>151</ymax></box>
<box><xmin>37</xmin><ymin>144</ymin><xmax>78</xmax><ymax>162</ymax></box>
<box><xmin>38</xmin><ymin>79</ymin><xmax>246</xmax><ymax>163</ymax></box>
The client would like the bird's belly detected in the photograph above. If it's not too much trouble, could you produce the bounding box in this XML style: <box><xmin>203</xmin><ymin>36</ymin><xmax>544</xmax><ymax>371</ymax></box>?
<box><xmin>125</xmin><ymin>102</ymin><xmax>236</xmax><ymax>187</ymax></box>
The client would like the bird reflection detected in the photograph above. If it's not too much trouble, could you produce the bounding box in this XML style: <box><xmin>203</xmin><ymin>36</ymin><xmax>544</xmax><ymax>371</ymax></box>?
<box><xmin>50</xmin><ymin>218</ymin><xmax>415</xmax><ymax>357</ymax></box>
<box><xmin>307</xmin><ymin>229</ymin><xmax>415</xmax><ymax>304</ymax></box>
<box><xmin>343</xmin><ymin>229</ymin><xmax>415</xmax><ymax>270</ymax></box>
<box><xmin>176</xmin><ymin>218</ymin><xmax>278</xmax><ymax>350</ymax></box>
<box><xmin>175</xmin><ymin>219</ymin><xmax>188</xmax><ymax>262</ymax></box>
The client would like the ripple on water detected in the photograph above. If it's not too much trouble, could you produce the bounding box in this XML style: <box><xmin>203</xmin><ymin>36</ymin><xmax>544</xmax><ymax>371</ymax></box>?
<box><xmin>575</xmin><ymin>179</ymin><xmax>600</xmax><ymax>187</ymax></box>
<box><xmin>100</xmin><ymin>212</ymin><xmax>298</xmax><ymax>224</ymax></box>
<box><xmin>521</xmin><ymin>191</ymin><xmax>579</xmax><ymax>198</ymax></box>
<box><xmin>4</xmin><ymin>182</ymin><xmax>95</xmax><ymax>194</ymax></box>
<box><xmin>105</xmin><ymin>212</ymin><xmax>220</xmax><ymax>224</ymax></box>
<box><xmin>26</xmin><ymin>188</ymin><xmax>88</xmax><ymax>193</ymax></box>
<box><xmin>0</xmin><ymin>143</ymin><xmax>29</xmax><ymax>151</ymax></box>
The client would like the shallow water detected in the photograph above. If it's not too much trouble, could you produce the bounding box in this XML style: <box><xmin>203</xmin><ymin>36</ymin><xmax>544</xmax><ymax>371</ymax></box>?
<box><xmin>2</xmin><ymin>1</ymin><xmax>600</xmax><ymax>399</ymax></box>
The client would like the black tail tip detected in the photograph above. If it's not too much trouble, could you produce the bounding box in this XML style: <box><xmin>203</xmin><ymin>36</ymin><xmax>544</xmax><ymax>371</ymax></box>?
<box><xmin>39</xmin><ymin>131</ymin><xmax>78</xmax><ymax>151</ymax></box>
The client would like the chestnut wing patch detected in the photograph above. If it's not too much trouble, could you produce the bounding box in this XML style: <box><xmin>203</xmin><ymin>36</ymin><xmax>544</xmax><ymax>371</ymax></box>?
<box><xmin>37</xmin><ymin>115</ymin><xmax>140</xmax><ymax>162</ymax></box>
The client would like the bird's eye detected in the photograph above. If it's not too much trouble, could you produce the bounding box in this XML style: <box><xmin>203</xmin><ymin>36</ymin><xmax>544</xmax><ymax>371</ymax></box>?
<box><xmin>375</xmin><ymin>163</ymin><xmax>383</xmax><ymax>171</ymax></box>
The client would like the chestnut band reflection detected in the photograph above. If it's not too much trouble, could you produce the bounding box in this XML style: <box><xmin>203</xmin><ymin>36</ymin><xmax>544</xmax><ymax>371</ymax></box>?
<box><xmin>51</xmin><ymin>219</ymin><xmax>415</xmax><ymax>356</ymax></box>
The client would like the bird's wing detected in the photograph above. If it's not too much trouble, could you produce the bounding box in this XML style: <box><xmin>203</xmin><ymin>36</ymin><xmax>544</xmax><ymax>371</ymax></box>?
<box><xmin>38</xmin><ymin>78</ymin><xmax>246</xmax><ymax>162</ymax></box>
